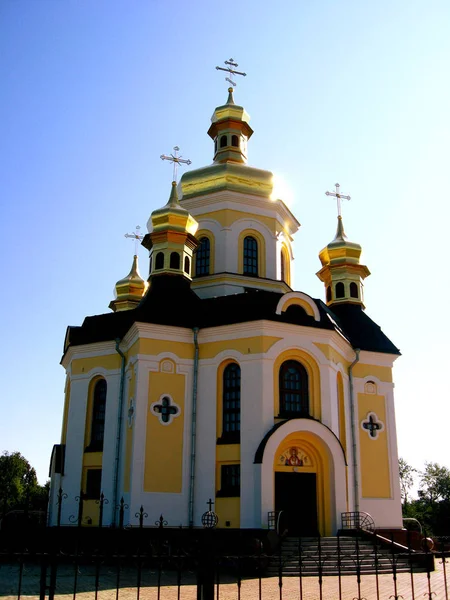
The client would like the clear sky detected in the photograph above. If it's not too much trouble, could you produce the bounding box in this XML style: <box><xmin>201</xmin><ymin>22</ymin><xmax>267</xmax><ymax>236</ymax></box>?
<box><xmin>1</xmin><ymin>0</ymin><xmax>449</xmax><ymax>485</ymax></box>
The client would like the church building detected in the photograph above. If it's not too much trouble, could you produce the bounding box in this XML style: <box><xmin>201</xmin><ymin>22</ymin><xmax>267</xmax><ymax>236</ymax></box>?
<box><xmin>48</xmin><ymin>81</ymin><xmax>402</xmax><ymax>535</ymax></box>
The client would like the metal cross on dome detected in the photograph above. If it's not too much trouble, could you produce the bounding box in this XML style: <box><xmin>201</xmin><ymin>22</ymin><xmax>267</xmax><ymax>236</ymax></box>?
<box><xmin>325</xmin><ymin>183</ymin><xmax>351</xmax><ymax>218</ymax></box>
<box><xmin>215</xmin><ymin>58</ymin><xmax>247</xmax><ymax>87</ymax></box>
<box><xmin>124</xmin><ymin>225</ymin><xmax>144</xmax><ymax>255</ymax></box>
<box><xmin>160</xmin><ymin>146</ymin><xmax>191</xmax><ymax>183</ymax></box>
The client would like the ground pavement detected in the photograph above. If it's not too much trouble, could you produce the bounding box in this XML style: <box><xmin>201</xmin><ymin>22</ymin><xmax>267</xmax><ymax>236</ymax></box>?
<box><xmin>0</xmin><ymin>560</ymin><xmax>448</xmax><ymax>600</ymax></box>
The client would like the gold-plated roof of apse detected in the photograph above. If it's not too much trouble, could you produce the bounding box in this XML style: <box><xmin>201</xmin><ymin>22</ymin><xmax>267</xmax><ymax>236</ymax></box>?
<box><xmin>148</xmin><ymin>182</ymin><xmax>198</xmax><ymax>236</ymax></box>
<box><xmin>318</xmin><ymin>216</ymin><xmax>367</xmax><ymax>268</ymax></box>
<box><xmin>109</xmin><ymin>254</ymin><xmax>148</xmax><ymax>312</ymax></box>
<box><xmin>180</xmin><ymin>88</ymin><xmax>273</xmax><ymax>200</ymax></box>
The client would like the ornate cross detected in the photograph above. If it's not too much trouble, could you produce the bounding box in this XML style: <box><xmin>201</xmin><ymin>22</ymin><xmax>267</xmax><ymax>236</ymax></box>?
<box><xmin>124</xmin><ymin>225</ymin><xmax>143</xmax><ymax>255</ymax></box>
<box><xmin>216</xmin><ymin>58</ymin><xmax>247</xmax><ymax>87</ymax></box>
<box><xmin>152</xmin><ymin>396</ymin><xmax>179</xmax><ymax>424</ymax></box>
<box><xmin>325</xmin><ymin>183</ymin><xmax>351</xmax><ymax>218</ymax></box>
<box><xmin>160</xmin><ymin>146</ymin><xmax>191</xmax><ymax>183</ymax></box>
<box><xmin>207</xmin><ymin>498</ymin><xmax>215</xmax><ymax>511</ymax></box>
<box><xmin>362</xmin><ymin>412</ymin><xmax>384</xmax><ymax>439</ymax></box>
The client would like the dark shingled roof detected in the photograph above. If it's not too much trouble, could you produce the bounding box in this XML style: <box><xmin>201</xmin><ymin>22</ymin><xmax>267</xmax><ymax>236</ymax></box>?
<box><xmin>64</xmin><ymin>274</ymin><xmax>400</xmax><ymax>357</ymax></box>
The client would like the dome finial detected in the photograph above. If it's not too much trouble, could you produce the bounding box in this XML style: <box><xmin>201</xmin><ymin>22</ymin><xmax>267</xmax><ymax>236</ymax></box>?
<box><xmin>160</xmin><ymin>146</ymin><xmax>192</xmax><ymax>184</ymax></box>
<box><xmin>215</xmin><ymin>57</ymin><xmax>247</xmax><ymax>89</ymax></box>
<box><xmin>226</xmin><ymin>86</ymin><xmax>235</xmax><ymax>105</ymax></box>
<box><xmin>167</xmin><ymin>180</ymin><xmax>179</xmax><ymax>207</ymax></box>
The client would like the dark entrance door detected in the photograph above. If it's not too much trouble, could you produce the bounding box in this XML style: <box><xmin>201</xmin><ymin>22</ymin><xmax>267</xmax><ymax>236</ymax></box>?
<box><xmin>275</xmin><ymin>472</ymin><xmax>318</xmax><ymax>536</ymax></box>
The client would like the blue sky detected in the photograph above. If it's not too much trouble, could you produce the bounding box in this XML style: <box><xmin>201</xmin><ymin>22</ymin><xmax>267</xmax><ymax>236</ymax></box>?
<box><xmin>1</xmin><ymin>0</ymin><xmax>449</xmax><ymax>484</ymax></box>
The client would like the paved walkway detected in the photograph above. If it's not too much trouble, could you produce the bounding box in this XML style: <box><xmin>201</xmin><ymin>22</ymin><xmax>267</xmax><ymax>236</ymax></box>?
<box><xmin>0</xmin><ymin>560</ymin><xmax>448</xmax><ymax>600</ymax></box>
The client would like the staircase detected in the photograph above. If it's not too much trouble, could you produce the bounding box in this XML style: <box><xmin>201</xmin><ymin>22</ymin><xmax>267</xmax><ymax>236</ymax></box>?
<box><xmin>266</xmin><ymin>535</ymin><xmax>430</xmax><ymax>577</ymax></box>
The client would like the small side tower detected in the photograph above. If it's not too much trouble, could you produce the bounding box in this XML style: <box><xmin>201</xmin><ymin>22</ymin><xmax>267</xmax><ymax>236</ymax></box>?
<box><xmin>109</xmin><ymin>254</ymin><xmax>148</xmax><ymax>312</ymax></box>
<box><xmin>142</xmin><ymin>181</ymin><xmax>199</xmax><ymax>279</ymax></box>
<box><xmin>208</xmin><ymin>86</ymin><xmax>253</xmax><ymax>164</ymax></box>
<box><xmin>317</xmin><ymin>214</ymin><xmax>370</xmax><ymax>308</ymax></box>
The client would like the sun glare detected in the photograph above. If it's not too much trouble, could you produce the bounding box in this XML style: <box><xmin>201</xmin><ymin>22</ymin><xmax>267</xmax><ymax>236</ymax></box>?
<box><xmin>271</xmin><ymin>173</ymin><xmax>296</xmax><ymax>207</ymax></box>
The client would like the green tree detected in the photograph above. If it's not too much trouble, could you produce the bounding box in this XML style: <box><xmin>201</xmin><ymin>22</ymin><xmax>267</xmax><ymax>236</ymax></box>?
<box><xmin>419</xmin><ymin>462</ymin><xmax>450</xmax><ymax>504</ymax></box>
<box><xmin>399</xmin><ymin>457</ymin><xmax>416</xmax><ymax>506</ymax></box>
<box><xmin>0</xmin><ymin>451</ymin><xmax>48</xmax><ymax>517</ymax></box>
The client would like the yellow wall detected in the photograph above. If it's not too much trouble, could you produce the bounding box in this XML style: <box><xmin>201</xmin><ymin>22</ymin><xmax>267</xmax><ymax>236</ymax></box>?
<box><xmin>197</xmin><ymin>209</ymin><xmax>277</xmax><ymax>235</ymax></box>
<box><xmin>144</xmin><ymin>368</ymin><xmax>185</xmax><ymax>493</ymax></box>
<box><xmin>215</xmin><ymin>498</ymin><xmax>240</xmax><ymax>528</ymax></box>
<box><xmin>273</xmin><ymin>349</ymin><xmax>321</xmax><ymax>420</ymax></box>
<box><xmin>203</xmin><ymin>335</ymin><xmax>281</xmax><ymax>361</ymax></box>
<box><xmin>353</xmin><ymin>364</ymin><xmax>393</xmax><ymax>383</ymax></box>
<box><xmin>358</xmin><ymin>393</ymin><xmax>391</xmax><ymax>498</ymax></box>
<box><xmin>72</xmin><ymin>354</ymin><xmax>120</xmax><ymax>375</ymax></box>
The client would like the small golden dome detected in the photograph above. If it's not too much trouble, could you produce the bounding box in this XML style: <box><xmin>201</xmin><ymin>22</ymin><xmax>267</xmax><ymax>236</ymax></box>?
<box><xmin>147</xmin><ymin>182</ymin><xmax>198</xmax><ymax>236</ymax></box>
<box><xmin>109</xmin><ymin>255</ymin><xmax>148</xmax><ymax>312</ymax></box>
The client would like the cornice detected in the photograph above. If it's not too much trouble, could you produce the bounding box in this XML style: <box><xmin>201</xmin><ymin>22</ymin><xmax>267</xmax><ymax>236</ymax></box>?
<box><xmin>62</xmin><ymin>341</ymin><xmax>117</xmax><ymax>369</ymax></box>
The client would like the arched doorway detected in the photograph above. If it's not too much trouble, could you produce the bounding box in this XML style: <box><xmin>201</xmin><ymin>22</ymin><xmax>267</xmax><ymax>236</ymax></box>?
<box><xmin>255</xmin><ymin>419</ymin><xmax>347</xmax><ymax>536</ymax></box>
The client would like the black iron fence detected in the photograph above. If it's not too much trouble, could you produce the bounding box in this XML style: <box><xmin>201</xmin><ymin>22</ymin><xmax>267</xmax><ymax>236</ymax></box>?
<box><xmin>1</xmin><ymin>489</ymin><xmax>449</xmax><ymax>600</ymax></box>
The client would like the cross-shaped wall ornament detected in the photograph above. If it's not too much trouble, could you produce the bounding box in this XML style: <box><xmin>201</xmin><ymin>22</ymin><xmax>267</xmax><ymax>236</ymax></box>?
<box><xmin>150</xmin><ymin>395</ymin><xmax>180</xmax><ymax>425</ymax></box>
<box><xmin>361</xmin><ymin>412</ymin><xmax>384</xmax><ymax>440</ymax></box>
<box><xmin>325</xmin><ymin>183</ymin><xmax>351</xmax><ymax>218</ymax></box>
<box><xmin>127</xmin><ymin>399</ymin><xmax>135</xmax><ymax>428</ymax></box>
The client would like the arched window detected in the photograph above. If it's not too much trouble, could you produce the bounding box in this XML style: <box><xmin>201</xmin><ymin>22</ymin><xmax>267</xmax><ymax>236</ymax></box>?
<box><xmin>149</xmin><ymin>256</ymin><xmax>153</xmax><ymax>275</ymax></box>
<box><xmin>220</xmin><ymin>135</ymin><xmax>227</xmax><ymax>148</ymax></box>
<box><xmin>243</xmin><ymin>236</ymin><xmax>258</xmax><ymax>276</ymax></box>
<box><xmin>231</xmin><ymin>135</ymin><xmax>239</xmax><ymax>147</ymax></box>
<box><xmin>222</xmin><ymin>363</ymin><xmax>241</xmax><ymax>442</ymax></box>
<box><xmin>280</xmin><ymin>250</ymin><xmax>285</xmax><ymax>282</ymax></box>
<box><xmin>326</xmin><ymin>286</ymin><xmax>332</xmax><ymax>302</ymax></box>
<box><xmin>170</xmin><ymin>252</ymin><xmax>180</xmax><ymax>269</ymax></box>
<box><xmin>350</xmin><ymin>282</ymin><xmax>358</xmax><ymax>298</ymax></box>
<box><xmin>155</xmin><ymin>252</ymin><xmax>164</xmax><ymax>270</ymax></box>
<box><xmin>195</xmin><ymin>237</ymin><xmax>210</xmax><ymax>277</ymax></box>
<box><xmin>91</xmin><ymin>379</ymin><xmax>107</xmax><ymax>449</ymax></box>
<box><xmin>335</xmin><ymin>282</ymin><xmax>345</xmax><ymax>298</ymax></box>
<box><xmin>184</xmin><ymin>256</ymin><xmax>190</xmax><ymax>274</ymax></box>
<box><xmin>279</xmin><ymin>360</ymin><xmax>309</xmax><ymax>417</ymax></box>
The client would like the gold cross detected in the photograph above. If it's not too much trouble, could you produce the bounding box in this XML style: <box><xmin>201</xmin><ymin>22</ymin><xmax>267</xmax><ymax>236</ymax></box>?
<box><xmin>216</xmin><ymin>58</ymin><xmax>247</xmax><ymax>87</ymax></box>
<box><xmin>325</xmin><ymin>183</ymin><xmax>351</xmax><ymax>217</ymax></box>
<box><xmin>160</xmin><ymin>146</ymin><xmax>191</xmax><ymax>183</ymax></box>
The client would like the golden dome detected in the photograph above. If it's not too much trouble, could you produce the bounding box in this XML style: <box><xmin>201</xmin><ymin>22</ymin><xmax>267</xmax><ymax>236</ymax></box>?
<box><xmin>109</xmin><ymin>255</ymin><xmax>148</xmax><ymax>312</ymax></box>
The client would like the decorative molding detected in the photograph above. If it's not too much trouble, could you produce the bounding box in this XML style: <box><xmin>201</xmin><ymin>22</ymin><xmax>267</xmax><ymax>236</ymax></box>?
<box><xmin>364</xmin><ymin>381</ymin><xmax>377</xmax><ymax>395</ymax></box>
<box><xmin>278</xmin><ymin>446</ymin><xmax>311</xmax><ymax>468</ymax></box>
<box><xmin>160</xmin><ymin>359</ymin><xmax>175</xmax><ymax>373</ymax></box>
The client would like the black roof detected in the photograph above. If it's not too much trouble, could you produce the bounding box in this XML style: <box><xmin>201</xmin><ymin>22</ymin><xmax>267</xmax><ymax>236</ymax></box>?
<box><xmin>64</xmin><ymin>274</ymin><xmax>400</xmax><ymax>357</ymax></box>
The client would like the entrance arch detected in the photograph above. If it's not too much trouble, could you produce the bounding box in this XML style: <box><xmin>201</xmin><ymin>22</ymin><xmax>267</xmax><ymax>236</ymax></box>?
<box><xmin>255</xmin><ymin>419</ymin><xmax>347</xmax><ymax>535</ymax></box>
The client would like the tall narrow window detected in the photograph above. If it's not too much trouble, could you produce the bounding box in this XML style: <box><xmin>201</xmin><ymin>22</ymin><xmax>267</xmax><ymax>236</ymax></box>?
<box><xmin>220</xmin><ymin>135</ymin><xmax>227</xmax><ymax>148</ymax></box>
<box><xmin>195</xmin><ymin>237</ymin><xmax>210</xmax><ymax>277</ymax></box>
<box><xmin>243</xmin><ymin>236</ymin><xmax>258</xmax><ymax>276</ymax></box>
<box><xmin>350</xmin><ymin>282</ymin><xmax>358</xmax><ymax>298</ymax></box>
<box><xmin>336</xmin><ymin>282</ymin><xmax>345</xmax><ymax>298</ymax></box>
<box><xmin>149</xmin><ymin>256</ymin><xmax>153</xmax><ymax>275</ymax></box>
<box><xmin>222</xmin><ymin>363</ymin><xmax>241</xmax><ymax>442</ymax></box>
<box><xmin>218</xmin><ymin>465</ymin><xmax>240</xmax><ymax>497</ymax></box>
<box><xmin>326</xmin><ymin>286</ymin><xmax>332</xmax><ymax>302</ymax></box>
<box><xmin>231</xmin><ymin>135</ymin><xmax>239</xmax><ymax>147</ymax></box>
<box><xmin>170</xmin><ymin>252</ymin><xmax>180</xmax><ymax>269</ymax></box>
<box><xmin>280</xmin><ymin>250</ymin><xmax>286</xmax><ymax>282</ymax></box>
<box><xmin>90</xmin><ymin>379</ymin><xmax>107</xmax><ymax>450</ymax></box>
<box><xmin>85</xmin><ymin>469</ymin><xmax>102</xmax><ymax>499</ymax></box>
<box><xmin>279</xmin><ymin>360</ymin><xmax>309</xmax><ymax>417</ymax></box>
<box><xmin>184</xmin><ymin>256</ymin><xmax>190</xmax><ymax>274</ymax></box>
<box><xmin>155</xmin><ymin>252</ymin><xmax>164</xmax><ymax>270</ymax></box>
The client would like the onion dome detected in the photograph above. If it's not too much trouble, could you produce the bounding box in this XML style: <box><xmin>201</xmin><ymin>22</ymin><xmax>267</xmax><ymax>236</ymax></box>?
<box><xmin>179</xmin><ymin>88</ymin><xmax>273</xmax><ymax>200</ymax></box>
<box><xmin>316</xmin><ymin>216</ymin><xmax>370</xmax><ymax>308</ymax></box>
<box><xmin>109</xmin><ymin>255</ymin><xmax>148</xmax><ymax>312</ymax></box>
<box><xmin>142</xmin><ymin>182</ymin><xmax>199</xmax><ymax>279</ymax></box>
